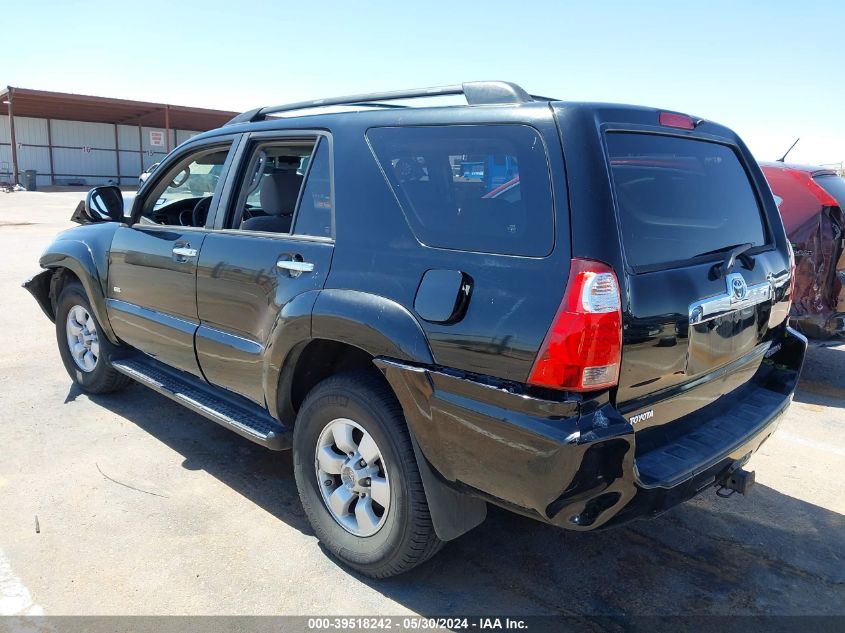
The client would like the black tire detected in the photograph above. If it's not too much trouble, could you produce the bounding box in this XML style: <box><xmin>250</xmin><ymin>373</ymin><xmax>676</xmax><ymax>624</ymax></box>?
<box><xmin>293</xmin><ymin>370</ymin><xmax>443</xmax><ymax>578</ymax></box>
<box><xmin>55</xmin><ymin>281</ymin><xmax>131</xmax><ymax>394</ymax></box>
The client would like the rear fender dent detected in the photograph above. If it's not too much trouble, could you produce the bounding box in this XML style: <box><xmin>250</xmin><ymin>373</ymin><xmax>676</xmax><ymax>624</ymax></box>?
<box><xmin>376</xmin><ymin>357</ymin><xmax>638</xmax><ymax>532</ymax></box>
<box><xmin>375</xmin><ymin>359</ymin><xmax>487</xmax><ymax>541</ymax></box>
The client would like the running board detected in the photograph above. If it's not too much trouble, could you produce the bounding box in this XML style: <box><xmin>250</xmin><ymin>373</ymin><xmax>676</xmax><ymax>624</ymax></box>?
<box><xmin>111</xmin><ymin>356</ymin><xmax>291</xmax><ymax>450</ymax></box>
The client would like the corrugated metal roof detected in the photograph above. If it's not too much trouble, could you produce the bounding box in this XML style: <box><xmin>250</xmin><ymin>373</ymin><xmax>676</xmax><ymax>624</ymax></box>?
<box><xmin>0</xmin><ymin>86</ymin><xmax>237</xmax><ymax>131</ymax></box>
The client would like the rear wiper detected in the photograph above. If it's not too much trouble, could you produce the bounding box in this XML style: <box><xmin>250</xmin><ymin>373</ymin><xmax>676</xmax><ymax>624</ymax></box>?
<box><xmin>695</xmin><ymin>243</ymin><xmax>755</xmax><ymax>279</ymax></box>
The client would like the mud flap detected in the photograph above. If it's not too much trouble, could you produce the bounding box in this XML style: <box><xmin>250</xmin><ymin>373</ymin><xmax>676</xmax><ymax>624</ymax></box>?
<box><xmin>407</xmin><ymin>428</ymin><xmax>487</xmax><ymax>542</ymax></box>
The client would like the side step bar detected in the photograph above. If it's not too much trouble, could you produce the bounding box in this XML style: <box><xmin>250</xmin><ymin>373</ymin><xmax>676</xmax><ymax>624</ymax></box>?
<box><xmin>112</xmin><ymin>356</ymin><xmax>291</xmax><ymax>450</ymax></box>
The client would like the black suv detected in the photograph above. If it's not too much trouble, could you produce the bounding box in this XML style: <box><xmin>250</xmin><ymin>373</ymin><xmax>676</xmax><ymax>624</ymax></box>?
<box><xmin>25</xmin><ymin>81</ymin><xmax>806</xmax><ymax>577</ymax></box>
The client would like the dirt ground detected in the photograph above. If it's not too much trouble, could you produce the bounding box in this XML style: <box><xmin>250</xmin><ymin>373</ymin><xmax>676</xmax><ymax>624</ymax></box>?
<box><xmin>1</xmin><ymin>191</ymin><xmax>843</xmax><ymax>617</ymax></box>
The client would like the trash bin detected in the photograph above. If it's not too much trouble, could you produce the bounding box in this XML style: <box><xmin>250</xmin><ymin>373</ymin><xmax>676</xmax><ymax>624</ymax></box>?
<box><xmin>23</xmin><ymin>169</ymin><xmax>37</xmax><ymax>191</ymax></box>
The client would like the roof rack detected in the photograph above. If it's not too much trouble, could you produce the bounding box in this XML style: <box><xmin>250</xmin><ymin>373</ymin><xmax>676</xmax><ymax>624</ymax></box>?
<box><xmin>226</xmin><ymin>81</ymin><xmax>545</xmax><ymax>126</ymax></box>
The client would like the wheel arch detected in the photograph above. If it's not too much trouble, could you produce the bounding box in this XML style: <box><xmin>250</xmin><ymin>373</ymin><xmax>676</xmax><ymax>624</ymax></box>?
<box><xmin>264</xmin><ymin>288</ymin><xmax>434</xmax><ymax>421</ymax></box>
<box><xmin>270</xmin><ymin>289</ymin><xmax>483</xmax><ymax>542</ymax></box>
<box><xmin>32</xmin><ymin>240</ymin><xmax>119</xmax><ymax>344</ymax></box>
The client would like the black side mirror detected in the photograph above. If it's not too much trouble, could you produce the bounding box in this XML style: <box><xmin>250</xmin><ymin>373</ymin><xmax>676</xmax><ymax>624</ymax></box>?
<box><xmin>84</xmin><ymin>186</ymin><xmax>124</xmax><ymax>222</ymax></box>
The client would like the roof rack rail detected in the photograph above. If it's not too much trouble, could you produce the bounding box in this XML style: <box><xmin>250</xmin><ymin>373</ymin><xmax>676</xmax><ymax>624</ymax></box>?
<box><xmin>226</xmin><ymin>80</ymin><xmax>543</xmax><ymax>126</ymax></box>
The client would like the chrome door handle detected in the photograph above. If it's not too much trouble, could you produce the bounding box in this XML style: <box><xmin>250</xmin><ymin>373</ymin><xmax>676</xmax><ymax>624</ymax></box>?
<box><xmin>276</xmin><ymin>260</ymin><xmax>315</xmax><ymax>277</ymax></box>
<box><xmin>172</xmin><ymin>246</ymin><xmax>198</xmax><ymax>258</ymax></box>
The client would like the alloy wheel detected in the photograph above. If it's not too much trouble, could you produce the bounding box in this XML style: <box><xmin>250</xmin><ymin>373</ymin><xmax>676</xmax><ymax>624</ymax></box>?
<box><xmin>65</xmin><ymin>305</ymin><xmax>99</xmax><ymax>372</ymax></box>
<box><xmin>315</xmin><ymin>417</ymin><xmax>391</xmax><ymax>537</ymax></box>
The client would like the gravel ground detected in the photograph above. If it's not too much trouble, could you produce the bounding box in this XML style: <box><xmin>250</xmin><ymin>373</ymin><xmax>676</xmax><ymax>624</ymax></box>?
<box><xmin>0</xmin><ymin>191</ymin><xmax>843</xmax><ymax>617</ymax></box>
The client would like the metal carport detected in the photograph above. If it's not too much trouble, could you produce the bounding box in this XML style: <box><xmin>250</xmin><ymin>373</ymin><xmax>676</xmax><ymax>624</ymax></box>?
<box><xmin>0</xmin><ymin>87</ymin><xmax>238</xmax><ymax>187</ymax></box>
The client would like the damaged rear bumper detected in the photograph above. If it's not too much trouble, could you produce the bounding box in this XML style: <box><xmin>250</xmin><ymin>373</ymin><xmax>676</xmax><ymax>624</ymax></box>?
<box><xmin>376</xmin><ymin>326</ymin><xmax>806</xmax><ymax>533</ymax></box>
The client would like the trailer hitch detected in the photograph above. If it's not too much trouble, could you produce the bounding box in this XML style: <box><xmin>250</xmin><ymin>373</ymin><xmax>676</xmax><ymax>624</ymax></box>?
<box><xmin>716</xmin><ymin>465</ymin><xmax>756</xmax><ymax>498</ymax></box>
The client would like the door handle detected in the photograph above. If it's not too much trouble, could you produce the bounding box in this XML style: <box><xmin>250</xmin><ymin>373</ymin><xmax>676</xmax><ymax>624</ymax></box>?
<box><xmin>172</xmin><ymin>246</ymin><xmax>198</xmax><ymax>258</ymax></box>
<box><xmin>277</xmin><ymin>259</ymin><xmax>315</xmax><ymax>277</ymax></box>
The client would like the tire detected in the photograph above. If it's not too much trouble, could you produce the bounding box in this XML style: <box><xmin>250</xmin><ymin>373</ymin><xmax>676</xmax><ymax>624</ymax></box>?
<box><xmin>293</xmin><ymin>370</ymin><xmax>443</xmax><ymax>578</ymax></box>
<box><xmin>55</xmin><ymin>281</ymin><xmax>131</xmax><ymax>394</ymax></box>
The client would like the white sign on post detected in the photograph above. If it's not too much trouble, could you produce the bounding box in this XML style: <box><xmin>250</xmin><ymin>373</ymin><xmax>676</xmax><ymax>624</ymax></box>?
<box><xmin>149</xmin><ymin>130</ymin><xmax>165</xmax><ymax>147</ymax></box>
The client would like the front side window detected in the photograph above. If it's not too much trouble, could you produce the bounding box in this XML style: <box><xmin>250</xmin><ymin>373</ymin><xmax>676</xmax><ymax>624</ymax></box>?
<box><xmin>138</xmin><ymin>145</ymin><xmax>230</xmax><ymax>227</ymax></box>
<box><xmin>367</xmin><ymin>124</ymin><xmax>554</xmax><ymax>256</ymax></box>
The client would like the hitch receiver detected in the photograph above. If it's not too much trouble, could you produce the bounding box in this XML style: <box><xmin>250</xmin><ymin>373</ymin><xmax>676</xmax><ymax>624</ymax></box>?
<box><xmin>717</xmin><ymin>467</ymin><xmax>756</xmax><ymax>497</ymax></box>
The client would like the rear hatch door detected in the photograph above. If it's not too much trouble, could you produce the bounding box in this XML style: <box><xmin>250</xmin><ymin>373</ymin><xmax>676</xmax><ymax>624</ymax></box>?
<box><xmin>603</xmin><ymin>130</ymin><xmax>789</xmax><ymax>429</ymax></box>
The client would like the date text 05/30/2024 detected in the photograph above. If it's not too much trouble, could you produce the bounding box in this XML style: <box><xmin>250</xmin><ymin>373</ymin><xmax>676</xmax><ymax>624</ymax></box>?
<box><xmin>307</xmin><ymin>617</ymin><xmax>529</xmax><ymax>630</ymax></box>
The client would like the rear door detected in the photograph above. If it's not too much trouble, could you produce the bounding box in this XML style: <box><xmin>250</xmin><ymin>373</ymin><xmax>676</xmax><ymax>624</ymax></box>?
<box><xmin>602</xmin><ymin>130</ymin><xmax>790</xmax><ymax>427</ymax></box>
<box><xmin>194</xmin><ymin>132</ymin><xmax>334</xmax><ymax>406</ymax></box>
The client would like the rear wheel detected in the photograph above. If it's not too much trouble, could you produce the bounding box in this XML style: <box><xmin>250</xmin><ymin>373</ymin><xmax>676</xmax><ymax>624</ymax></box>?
<box><xmin>293</xmin><ymin>371</ymin><xmax>443</xmax><ymax>577</ymax></box>
<box><xmin>55</xmin><ymin>281</ymin><xmax>131</xmax><ymax>394</ymax></box>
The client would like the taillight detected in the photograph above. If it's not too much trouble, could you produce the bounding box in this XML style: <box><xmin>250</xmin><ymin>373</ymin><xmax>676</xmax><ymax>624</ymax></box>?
<box><xmin>786</xmin><ymin>241</ymin><xmax>796</xmax><ymax>312</ymax></box>
<box><xmin>659</xmin><ymin>111</ymin><xmax>695</xmax><ymax>130</ymax></box>
<box><xmin>528</xmin><ymin>258</ymin><xmax>622</xmax><ymax>392</ymax></box>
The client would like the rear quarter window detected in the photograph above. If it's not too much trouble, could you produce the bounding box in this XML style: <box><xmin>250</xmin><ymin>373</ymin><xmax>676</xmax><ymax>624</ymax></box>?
<box><xmin>606</xmin><ymin>133</ymin><xmax>767</xmax><ymax>269</ymax></box>
<box><xmin>367</xmin><ymin>124</ymin><xmax>554</xmax><ymax>256</ymax></box>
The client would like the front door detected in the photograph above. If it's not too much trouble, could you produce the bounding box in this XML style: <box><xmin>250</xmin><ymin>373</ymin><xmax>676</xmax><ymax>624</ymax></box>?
<box><xmin>195</xmin><ymin>133</ymin><xmax>335</xmax><ymax>405</ymax></box>
<box><xmin>107</xmin><ymin>139</ymin><xmax>239</xmax><ymax>377</ymax></box>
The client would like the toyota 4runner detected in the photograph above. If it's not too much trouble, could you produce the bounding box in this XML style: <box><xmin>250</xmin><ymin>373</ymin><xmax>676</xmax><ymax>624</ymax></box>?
<box><xmin>24</xmin><ymin>81</ymin><xmax>806</xmax><ymax>577</ymax></box>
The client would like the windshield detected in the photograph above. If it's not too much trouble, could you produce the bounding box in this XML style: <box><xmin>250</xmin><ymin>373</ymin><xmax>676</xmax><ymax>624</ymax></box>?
<box><xmin>606</xmin><ymin>133</ymin><xmax>767</xmax><ymax>269</ymax></box>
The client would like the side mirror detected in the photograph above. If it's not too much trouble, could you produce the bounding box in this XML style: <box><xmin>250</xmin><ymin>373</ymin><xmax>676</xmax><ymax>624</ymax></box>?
<box><xmin>84</xmin><ymin>186</ymin><xmax>124</xmax><ymax>222</ymax></box>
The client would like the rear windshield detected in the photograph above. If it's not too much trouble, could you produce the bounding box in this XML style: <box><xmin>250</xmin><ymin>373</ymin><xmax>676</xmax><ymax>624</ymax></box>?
<box><xmin>606</xmin><ymin>133</ymin><xmax>767</xmax><ymax>269</ymax></box>
<box><xmin>815</xmin><ymin>174</ymin><xmax>845</xmax><ymax>207</ymax></box>
<box><xmin>367</xmin><ymin>124</ymin><xmax>554</xmax><ymax>256</ymax></box>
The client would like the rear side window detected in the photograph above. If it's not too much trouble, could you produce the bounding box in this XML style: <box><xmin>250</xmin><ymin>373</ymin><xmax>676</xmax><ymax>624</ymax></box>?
<box><xmin>294</xmin><ymin>138</ymin><xmax>332</xmax><ymax>237</ymax></box>
<box><xmin>606</xmin><ymin>133</ymin><xmax>767</xmax><ymax>269</ymax></box>
<box><xmin>815</xmin><ymin>174</ymin><xmax>845</xmax><ymax>207</ymax></box>
<box><xmin>368</xmin><ymin>125</ymin><xmax>554</xmax><ymax>256</ymax></box>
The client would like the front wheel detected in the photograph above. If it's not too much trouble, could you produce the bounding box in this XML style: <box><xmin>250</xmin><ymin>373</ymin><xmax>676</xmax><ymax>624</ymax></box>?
<box><xmin>55</xmin><ymin>281</ymin><xmax>131</xmax><ymax>394</ymax></box>
<box><xmin>293</xmin><ymin>371</ymin><xmax>443</xmax><ymax>578</ymax></box>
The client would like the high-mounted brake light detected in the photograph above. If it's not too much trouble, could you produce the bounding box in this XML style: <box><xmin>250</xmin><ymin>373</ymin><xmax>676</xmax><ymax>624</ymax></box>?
<box><xmin>528</xmin><ymin>259</ymin><xmax>622</xmax><ymax>392</ymax></box>
<box><xmin>659</xmin><ymin>112</ymin><xmax>695</xmax><ymax>130</ymax></box>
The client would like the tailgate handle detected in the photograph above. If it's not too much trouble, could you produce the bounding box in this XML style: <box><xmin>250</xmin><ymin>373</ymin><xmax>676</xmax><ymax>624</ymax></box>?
<box><xmin>689</xmin><ymin>273</ymin><xmax>772</xmax><ymax>325</ymax></box>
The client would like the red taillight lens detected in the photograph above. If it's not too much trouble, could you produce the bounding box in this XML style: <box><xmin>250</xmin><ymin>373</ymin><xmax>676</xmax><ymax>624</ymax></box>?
<box><xmin>659</xmin><ymin>112</ymin><xmax>695</xmax><ymax>130</ymax></box>
<box><xmin>528</xmin><ymin>259</ymin><xmax>622</xmax><ymax>392</ymax></box>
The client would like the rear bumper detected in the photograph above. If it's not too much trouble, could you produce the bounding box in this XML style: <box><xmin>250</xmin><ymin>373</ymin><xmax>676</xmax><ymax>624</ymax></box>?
<box><xmin>376</xmin><ymin>326</ymin><xmax>806</xmax><ymax>532</ymax></box>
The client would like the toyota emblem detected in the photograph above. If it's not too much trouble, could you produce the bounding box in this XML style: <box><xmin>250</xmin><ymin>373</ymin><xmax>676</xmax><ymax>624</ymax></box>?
<box><xmin>731</xmin><ymin>275</ymin><xmax>748</xmax><ymax>300</ymax></box>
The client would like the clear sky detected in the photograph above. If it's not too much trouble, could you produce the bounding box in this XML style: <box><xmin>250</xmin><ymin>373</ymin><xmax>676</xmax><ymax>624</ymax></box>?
<box><xmin>6</xmin><ymin>0</ymin><xmax>843</xmax><ymax>166</ymax></box>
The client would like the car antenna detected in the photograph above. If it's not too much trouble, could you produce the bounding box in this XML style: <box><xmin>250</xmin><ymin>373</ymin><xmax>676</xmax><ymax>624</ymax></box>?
<box><xmin>777</xmin><ymin>138</ymin><xmax>800</xmax><ymax>163</ymax></box>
